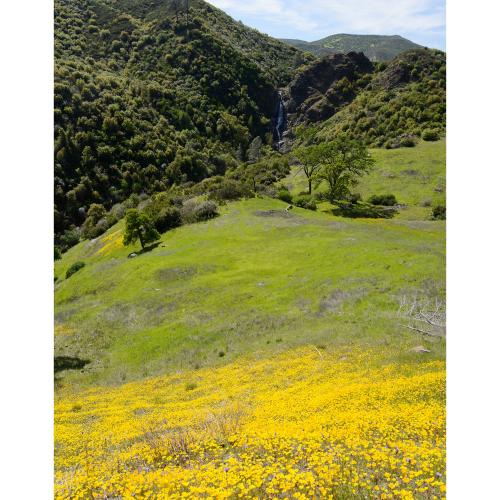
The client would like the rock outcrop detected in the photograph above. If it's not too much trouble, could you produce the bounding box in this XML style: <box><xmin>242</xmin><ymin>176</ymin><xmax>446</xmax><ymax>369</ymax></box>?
<box><xmin>283</xmin><ymin>52</ymin><xmax>374</xmax><ymax>125</ymax></box>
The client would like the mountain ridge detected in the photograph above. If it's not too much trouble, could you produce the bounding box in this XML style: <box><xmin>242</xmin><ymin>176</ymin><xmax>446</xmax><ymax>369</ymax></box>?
<box><xmin>280</xmin><ymin>33</ymin><xmax>423</xmax><ymax>61</ymax></box>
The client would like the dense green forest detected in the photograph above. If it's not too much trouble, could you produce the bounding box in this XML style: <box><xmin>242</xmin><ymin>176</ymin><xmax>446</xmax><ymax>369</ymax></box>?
<box><xmin>54</xmin><ymin>0</ymin><xmax>310</xmax><ymax>245</ymax></box>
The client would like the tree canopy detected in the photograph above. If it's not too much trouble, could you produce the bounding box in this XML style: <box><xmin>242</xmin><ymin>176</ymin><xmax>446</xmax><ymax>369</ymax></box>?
<box><xmin>296</xmin><ymin>137</ymin><xmax>374</xmax><ymax>201</ymax></box>
<box><xmin>123</xmin><ymin>209</ymin><xmax>160</xmax><ymax>250</ymax></box>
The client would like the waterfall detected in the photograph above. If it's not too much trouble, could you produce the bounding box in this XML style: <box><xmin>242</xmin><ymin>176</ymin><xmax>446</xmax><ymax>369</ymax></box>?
<box><xmin>275</xmin><ymin>92</ymin><xmax>286</xmax><ymax>145</ymax></box>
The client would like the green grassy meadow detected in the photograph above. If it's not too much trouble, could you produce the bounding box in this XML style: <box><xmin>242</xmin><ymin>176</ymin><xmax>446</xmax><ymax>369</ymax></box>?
<box><xmin>55</xmin><ymin>163</ymin><xmax>445</xmax><ymax>390</ymax></box>
<box><xmin>285</xmin><ymin>139</ymin><xmax>445</xmax><ymax>220</ymax></box>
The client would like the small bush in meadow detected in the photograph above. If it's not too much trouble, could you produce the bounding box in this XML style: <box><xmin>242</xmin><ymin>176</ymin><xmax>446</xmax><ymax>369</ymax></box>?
<box><xmin>277</xmin><ymin>189</ymin><xmax>292</xmax><ymax>204</ymax></box>
<box><xmin>422</xmin><ymin>129</ymin><xmax>440</xmax><ymax>141</ymax></box>
<box><xmin>194</xmin><ymin>201</ymin><xmax>219</xmax><ymax>222</ymax></box>
<box><xmin>431</xmin><ymin>205</ymin><xmax>446</xmax><ymax>220</ymax></box>
<box><xmin>293</xmin><ymin>195</ymin><xmax>317</xmax><ymax>211</ymax></box>
<box><xmin>368</xmin><ymin>194</ymin><xmax>398</xmax><ymax>206</ymax></box>
<box><xmin>155</xmin><ymin>206</ymin><xmax>182</xmax><ymax>233</ymax></box>
<box><xmin>400</xmin><ymin>136</ymin><xmax>416</xmax><ymax>147</ymax></box>
<box><xmin>66</xmin><ymin>261</ymin><xmax>85</xmax><ymax>279</ymax></box>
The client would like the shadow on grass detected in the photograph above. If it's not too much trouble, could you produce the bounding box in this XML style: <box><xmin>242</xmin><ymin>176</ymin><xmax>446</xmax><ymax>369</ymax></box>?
<box><xmin>128</xmin><ymin>241</ymin><xmax>162</xmax><ymax>258</ymax></box>
<box><xmin>331</xmin><ymin>202</ymin><xmax>398</xmax><ymax>219</ymax></box>
<box><xmin>54</xmin><ymin>356</ymin><xmax>90</xmax><ymax>373</ymax></box>
<box><xmin>139</xmin><ymin>241</ymin><xmax>161</xmax><ymax>254</ymax></box>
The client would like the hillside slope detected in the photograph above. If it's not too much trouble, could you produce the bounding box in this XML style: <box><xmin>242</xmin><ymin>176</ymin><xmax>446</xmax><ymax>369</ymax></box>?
<box><xmin>54</xmin><ymin>0</ymin><xmax>310</xmax><ymax>241</ymax></box>
<box><xmin>281</xmin><ymin>34</ymin><xmax>423</xmax><ymax>61</ymax></box>
<box><xmin>285</xmin><ymin>49</ymin><xmax>445</xmax><ymax>148</ymax></box>
<box><xmin>55</xmin><ymin>196</ymin><xmax>445</xmax><ymax>387</ymax></box>
<box><xmin>55</xmin><ymin>193</ymin><xmax>446</xmax><ymax>497</ymax></box>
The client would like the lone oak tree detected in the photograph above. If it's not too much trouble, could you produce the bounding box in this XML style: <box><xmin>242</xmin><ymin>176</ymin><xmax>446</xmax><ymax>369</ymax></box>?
<box><xmin>296</xmin><ymin>136</ymin><xmax>374</xmax><ymax>201</ymax></box>
<box><xmin>123</xmin><ymin>209</ymin><xmax>160</xmax><ymax>250</ymax></box>
<box><xmin>293</xmin><ymin>144</ymin><xmax>324</xmax><ymax>195</ymax></box>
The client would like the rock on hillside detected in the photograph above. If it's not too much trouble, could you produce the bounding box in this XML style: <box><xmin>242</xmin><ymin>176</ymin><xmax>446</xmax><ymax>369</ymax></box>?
<box><xmin>283</xmin><ymin>52</ymin><xmax>374</xmax><ymax>125</ymax></box>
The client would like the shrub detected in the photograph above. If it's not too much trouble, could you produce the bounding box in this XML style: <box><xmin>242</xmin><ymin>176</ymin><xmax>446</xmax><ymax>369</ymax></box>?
<box><xmin>400</xmin><ymin>136</ymin><xmax>416</xmax><ymax>147</ymax></box>
<box><xmin>66</xmin><ymin>261</ymin><xmax>85</xmax><ymax>279</ymax></box>
<box><xmin>109</xmin><ymin>203</ymin><xmax>126</xmax><ymax>223</ymax></box>
<box><xmin>431</xmin><ymin>205</ymin><xmax>446</xmax><ymax>220</ymax></box>
<box><xmin>54</xmin><ymin>247</ymin><xmax>62</xmax><ymax>260</ymax></box>
<box><xmin>277</xmin><ymin>189</ymin><xmax>292</xmax><ymax>204</ymax></box>
<box><xmin>155</xmin><ymin>206</ymin><xmax>182</xmax><ymax>233</ymax></box>
<box><xmin>422</xmin><ymin>129</ymin><xmax>440</xmax><ymax>141</ymax></box>
<box><xmin>368</xmin><ymin>194</ymin><xmax>398</xmax><ymax>206</ymax></box>
<box><xmin>348</xmin><ymin>193</ymin><xmax>362</xmax><ymax>204</ymax></box>
<box><xmin>59</xmin><ymin>228</ymin><xmax>80</xmax><ymax>251</ymax></box>
<box><xmin>194</xmin><ymin>201</ymin><xmax>219</xmax><ymax>221</ymax></box>
<box><xmin>305</xmin><ymin>199</ymin><xmax>317</xmax><ymax>211</ymax></box>
<box><xmin>208</xmin><ymin>179</ymin><xmax>252</xmax><ymax>201</ymax></box>
<box><xmin>293</xmin><ymin>195</ymin><xmax>317</xmax><ymax>211</ymax></box>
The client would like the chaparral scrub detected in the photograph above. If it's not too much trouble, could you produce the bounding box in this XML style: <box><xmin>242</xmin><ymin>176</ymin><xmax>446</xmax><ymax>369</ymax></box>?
<box><xmin>55</xmin><ymin>347</ymin><xmax>445</xmax><ymax>499</ymax></box>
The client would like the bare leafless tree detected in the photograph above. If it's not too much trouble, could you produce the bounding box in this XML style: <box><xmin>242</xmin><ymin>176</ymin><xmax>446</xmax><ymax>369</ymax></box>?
<box><xmin>398</xmin><ymin>295</ymin><xmax>446</xmax><ymax>338</ymax></box>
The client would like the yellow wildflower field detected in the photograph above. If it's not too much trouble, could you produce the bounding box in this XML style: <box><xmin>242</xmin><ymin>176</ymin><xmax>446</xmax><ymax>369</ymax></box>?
<box><xmin>96</xmin><ymin>230</ymin><xmax>124</xmax><ymax>257</ymax></box>
<box><xmin>55</xmin><ymin>348</ymin><xmax>445</xmax><ymax>499</ymax></box>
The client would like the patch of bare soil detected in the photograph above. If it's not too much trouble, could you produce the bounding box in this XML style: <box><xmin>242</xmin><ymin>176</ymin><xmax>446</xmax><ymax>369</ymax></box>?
<box><xmin>318</xmin><ymin>288</ymin><xmax>366</xmax><ymax>314</ymax></box>
<box><xmin>156</xmin><ymin>266</ymin><xmax>199</xmax><ymax>282</ymax></box>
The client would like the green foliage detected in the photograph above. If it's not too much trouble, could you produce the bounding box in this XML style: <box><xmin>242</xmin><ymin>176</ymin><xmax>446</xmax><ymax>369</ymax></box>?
<box><xmin>66</xmin><ymin>261</ymin><xmax>85</xmax><ymax>279</ymax></box>
<box><xmin>293</xmin><ymin>194</ymin><xmax>317</xmax><ymax>210</ymax></box>
<box><xmin>154</xmin><ymin>206</ymin><xmax>182</xmax><ymax>233</ymax></box>
<box><xmin>400</xmin><ymin>136</ymin><xmax>417</xmax><ymax>148</ymax></box>
<box><xmin>281</xmin><ymin>34</ymin><xmax>422</xmax><ymax>61</ymax></box>
<box><xmin>206</xmin><ymin>178</ymin><xmax>253</xmax><ymax>201</ymax></box>
<box><xmin>422</xmin><ymin>129</ymin><xmax>440</xmax><ymax>141</ymax></box>
<box><xmin>348</xmin><ymin>192</ymin><xmax>362</xmax><ymax>204</ymax></box>
<box><xmin>231</xmin><ymin>153</ymin><xmax>290</xmax><ymax>192</ymax></box>
<box><xmin>431</xmin><ymin>205</ymin><xmax>446</xmax><ymax>220</ymax></box>
<box><xmin>193</xmin><ymin>201</ymin><xmax>219</xmax><ymax>221</ymax></box>
<box><xmin>54</xmin><ymin>247</ymin><xmax>62</xmax><ymax>261</ymax></box>
<box><xmin>123</xmin><ymin>209</ymin><xmax>160</xmax><ymax>250</ymax></box>
<box><xmin>285</xmin><ymin>139</ymin><xmax>445</xmax><ymax>221</ymax></box>
<box><xmin>181</xmin><ymin>199</ymin><xmax>219</xmax><ymax>223</ymax></box>
<box><xmin>277</xmin><ymin>189</ymin><xmax>293</xmax><ymax>204</ymax></box>
<box><xmin>313</xmin><ymin>50</ymin><xmax>445</xmax><ymax>149</ymax></box>
<box><xmin>296</xmin><ymin>137</ymin><xmax>374</xmax><ymax>202</ymax></box>
<box><xmin>81</xmin><ymin>203</ymin><xmax>108</xmax><ymax>239</ymax></box>
<box><xmin>368</xmin><ymin>194</ymin><xmax>398</xmax><ymax>206</ymax></box>
<box><xmin>59</xmin><ymin>229</ymin><xmax>80</xmax><ymax>252</ymax></box>
<box><xmin>293</xmin><ymin>145</ymin><xmax>325</xmax><ymax>194</ymax></box>
<box><xmin>54</xmin><ymin>0</ymin><xmax>310</xmax><ymax>240</ymax></box>
<box><xmin>142</xmin><ymin>193</ymin><xmax>182</xmax><ymax>233</ymax></box>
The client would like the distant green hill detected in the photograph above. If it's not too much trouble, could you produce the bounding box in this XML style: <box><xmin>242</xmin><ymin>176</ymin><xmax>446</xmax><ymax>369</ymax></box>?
<box><xmin>280</xmin><ymin>34</ymin><xmax>423</xmax><ymax>61</ymax></box>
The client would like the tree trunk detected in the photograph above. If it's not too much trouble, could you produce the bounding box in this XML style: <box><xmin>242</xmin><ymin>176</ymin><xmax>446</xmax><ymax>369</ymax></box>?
<box><xmin>138</xmin><ymin>232</ymin><xmax>144</xmax><ymax>250</ymax></box>
<box><xmin>308</xmin><ymin>178</ymin><xmax>312</xmax><ymax>195</ymax></box>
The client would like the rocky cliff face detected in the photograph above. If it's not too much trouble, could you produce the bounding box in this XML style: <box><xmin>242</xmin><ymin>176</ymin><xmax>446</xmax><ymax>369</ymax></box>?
<box><xmin>283</xmin><ymin>52</ymin><xmax>374</xmax><ymax>126</ymax></box>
